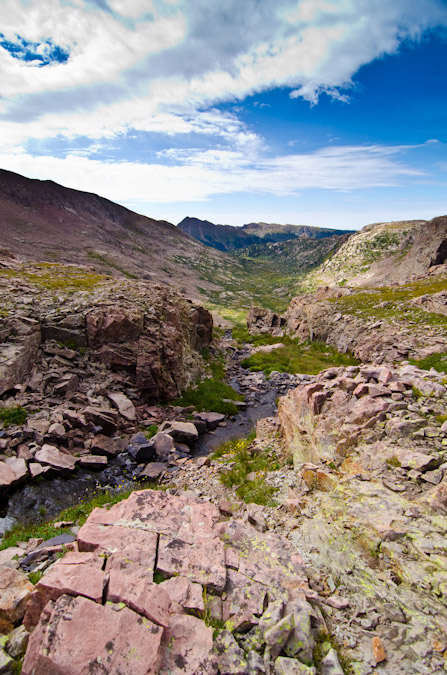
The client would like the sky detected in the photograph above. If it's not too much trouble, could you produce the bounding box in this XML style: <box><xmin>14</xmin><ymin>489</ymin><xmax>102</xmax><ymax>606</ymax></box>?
<box><xmin>0</xmin><ymin>0</ymin><xmax>446</xmax><ymax>230</ymax></box>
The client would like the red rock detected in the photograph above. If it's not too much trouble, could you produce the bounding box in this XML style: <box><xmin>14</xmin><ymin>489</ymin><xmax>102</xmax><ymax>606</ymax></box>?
<box><xmin>0</xmin><ymin>567</ymin><xmax>34</xmax><ymax>624</ymax></box>
<box><xmin>195</xmin><ymin>412</ymin><xmax>225</xmax><ymax>430</ymax></box>
<box><xmin>160</xmin><ymin>576</ymin><xmax>204</xmax><ymax>613</ymax></box>
<box><xmin>157</xmin><ymin>534</ymin><xmax>226</xmax><ymax>593</ymax></box>
<box><xmin>0</xmin><ymin>461</ymin><xmax>19</xmax><ymax>491</ymax></box>
<box><xmin>22</xmin><ymin>594</ymin><xmax>163</xmax><ymax>675</ymax></box>
<box><xmin>78</xmin><ymin>454</ymin><xmax>108</xmax><ymax>469</ymax></box>
<box><xmin>86</xmin><ymin>306</ymin><xmax>143</xmax><ymax>347</ymax></box>
<box><xmin>108</xmin><ymin>568</ymin><xmax>171</xmax><ymax>626</ymax></box>
<box><xmin>159</xmin><ymin>613</ymin><xmax>217</xmax><ymax>674</ymax></box>
<box><xmin>91</xmin><ymin>433</ymin><xmax>122</xmax><ymax>457</ymax></box>
<box><xmin>77</xmin><ymin>522</ymin><xmax>158</xmax><ymax>571</ymax></box>
<box><xmin>34</xmin><ymin>444</ymin><xmax>77</xmax><ymax>472</ymax></box>
<box><xmin>107</xmin><ymin>391</ymin><xmax>136</xmax><ymax>421</ymax></box>
<box><xmin>138</xmin><ymin>462</ymin><xmax>166</xmax><ymax>479</ymax></box>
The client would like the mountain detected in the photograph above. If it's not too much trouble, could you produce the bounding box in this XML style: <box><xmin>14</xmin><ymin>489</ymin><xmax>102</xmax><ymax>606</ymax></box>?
<box><xmin>234</xmin><ymin>232</ymin><xmax>351</xmax><ymax>275</ymax></box>
<box><xmin>299</xmin><ymin>216</ymin><xmax>447</xmax><ymax>291</ymax></box>
<box><xmin>0</xmin><ymin>168</ymin><xmax>249</xmax><ymax>304</ymax></box>
<box><xmin>177</xmin><ymin>216</ymin><xmax>353</xmax><ymax>252</ymax></box>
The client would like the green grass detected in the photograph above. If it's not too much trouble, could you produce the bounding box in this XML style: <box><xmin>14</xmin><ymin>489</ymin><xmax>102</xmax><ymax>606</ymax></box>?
<box><xmin>0</xmin><ymin>488</ymin><xmax>133</xmax><ymax>551</ymax></box>
<box><xmin>173</xmin><ymin>356</ymin><xmax>244</xmax><ymax>415</ymax></box>
<box><xmin>0</xmin><ymin>263</ymin><xmax>105</xmax><ymax>291</ymax></box>
<box><xmin>142</xmin><ymin>425</ymin><xmax>158</xmax><ymax>439</ymax></box>
<box><xmin>240</xmin><ymin>340</ymin><xmax>358</xmax><ymax>376</ymax></box>
<box><xmin>0</xmin><ymin>405</ymin><xmax>27</xmax><ymax>428</ymax></box>
<box><xmin>214</xmin><ymin>434</ymin><xmax>280</xmax><ymax>506</ymax></box>
<box><xmin>410</xmin><ymin>352</ymin><xmax>447</xmax><ymax>373</ymax></box>
<box><xmin>332</xmin><ymin>276</ymin><xmax>447</xmax><ymax>328</ymax></box>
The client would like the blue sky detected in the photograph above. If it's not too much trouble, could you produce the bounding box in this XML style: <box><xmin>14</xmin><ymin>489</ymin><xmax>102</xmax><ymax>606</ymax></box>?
<box><xmin>0</xmin><ymin>0</ymin><xmax>446</xmax><ymax>229</ymax></box>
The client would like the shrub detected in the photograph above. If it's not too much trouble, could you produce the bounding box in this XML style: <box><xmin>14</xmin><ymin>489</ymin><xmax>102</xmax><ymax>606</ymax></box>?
<box><xmin>0</xmin><ymin>405</ymin><xmax>27</xmax><ymax>428</ymax></box>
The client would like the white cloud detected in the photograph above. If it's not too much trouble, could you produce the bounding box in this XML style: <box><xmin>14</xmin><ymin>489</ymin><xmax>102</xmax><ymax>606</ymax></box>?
<box><xmin>0</xmin><ymin>143</ymin><xmax>427</xmax><ymax>206</ymax></box>
<box><xmin>0</xmin><ymin>0</ymin><xmax>445</xmax><ymax>133</ymax></box>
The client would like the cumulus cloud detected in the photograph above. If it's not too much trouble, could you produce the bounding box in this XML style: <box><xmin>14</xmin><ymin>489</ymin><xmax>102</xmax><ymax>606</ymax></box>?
<box><xmin>0</xmin><ymin>0</ymin><xmax>445</xmax><ymax>210</ymax></box>
<box><xmin>0</xmin><ymin>0</ymin><xmax>445</xmax><ymax>129</ymax></box>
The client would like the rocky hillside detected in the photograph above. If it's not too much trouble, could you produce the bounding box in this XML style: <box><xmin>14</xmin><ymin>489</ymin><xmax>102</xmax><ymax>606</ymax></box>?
<box><xmin>178</xmin><ymin>216</ymin><xmax>352</xmax><ymax>252</ymax></box>
<box><xmin>234</xmin><ymin>233</ymin><xmax>350</xmax><ymax>276</ymax></box>
<box><xmin>301</xmin><ymin>216</ymin><xmax>447</xmax><ymax>290</ymax></box>
<box><xmin>0</xmin><ymin>169</ymin><xmax>253</xmax><ymax>305</ymax></box>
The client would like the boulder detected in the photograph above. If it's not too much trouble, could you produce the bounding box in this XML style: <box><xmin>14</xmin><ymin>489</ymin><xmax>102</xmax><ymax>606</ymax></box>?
<box><xmin>22</xmin><ymin>594</ymin><xmax>163</xmax><ymax>675</ymax></box>
<box><xmin>152</xmin><ymin>432</ymin><xmax>175</xmax><ymax>459</ymax></box>
<box><xmin>34</xmin><ymin>444</ymin><xmax>77</xmax><ymax>473</ymax></box>
<box><xmin>107</xmin><ymin>391</ymin><xmax>136</xmax><ymax>421</ymax></box>
<box><xmin>195</xmin><ymin>412</ymin><xmax>226</xmax><ymax>430</ymax></box>
<box><xmin>159</xmin><ymin>421</ymin><xmax>198</xmax><ymax>445</ymax></box>
<box><xmin>0</xmin><ymin>317</ymin><xmax>41</xmax><ymax>396</ymax></box>
<box><xmin>0</xmin><ymin>567</ymin><xmax>34</xmax><ymax>624</ymax></box>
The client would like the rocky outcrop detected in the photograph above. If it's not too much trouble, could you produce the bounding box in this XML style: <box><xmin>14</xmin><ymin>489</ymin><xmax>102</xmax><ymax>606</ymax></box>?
<box><xmin>0</xmin><ymin>267</ymin><xmax>212</xmax><ymax>402</ymax></box>
<box><xmin>277</xmin><ymin>362</ymin><xmax>447</xmax><ymax>674</ymax></box>
<box><xmin>0</xmin><ymin>316</ymin><xmax>41</xmax><ymax>396</ymax></box>
<box><xmin>247</xmin><ymin>274</ymin><xmax>447</xmax><ymax>364</ymax></box>
<box><xmin>21</xmin><ymin>489</ymin><xmax>330</xmax><ymax>675</ymax></box>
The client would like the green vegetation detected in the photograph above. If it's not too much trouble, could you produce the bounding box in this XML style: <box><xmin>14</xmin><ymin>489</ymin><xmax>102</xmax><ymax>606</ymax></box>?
<box><xmin>143</xmin><ymin>424</ymin><xmax>158</xmax><ymax>439</ymax></box>
<box><xmin>0</xmin><ymin>488</ymin><xmax>134</xmax><ymax>552</ymax></box>
<box><xmin>386</xmin><ymin>455</ymin><xmax>402</xmax><ymax>469</ymax></box>
<box><xmin>0</xmin><ymin>262</ymin><xmax>105</xmax><ymax>291</ymax></box>
<box><xmin>173</xmin><ymin>358</ymin><xmax>244</xmax><ymax>415</ymax></box>
<box><xmin>28</xmin><ymin>570</ymin><xmax>45</xmax><ymax>585</ymax></box>
<box><xmin>412</xmin><ymin>385</ymin><xmax>424</xmax><ymax>400</ymax></box>
<box><xmin>87</xmin><ymin>251</ymin><xmax>137</xmax><ymax>279</ymax></box>
<box><xmin>410</xmin><ymin>352</ymin><xmax>447</xmax><ymax>373</ymax></box>
<box><xmin>332</xmin><ymin>276</ymin><xmax>447</xmax><ymax>328</ymax></box>
<box><xmin>213</xmin><ymin>434</ymin><xmax>280</xmax><ymax>506</ymax></box>
<box><xmin>0</xmin><ymin>405</ymin><xmax>27</xmax><ymax>428</ymax></box>
<box><xmin>241</xmin><ymin>340</ymin><xmax>358</xmax><ymax>376</ymax></box>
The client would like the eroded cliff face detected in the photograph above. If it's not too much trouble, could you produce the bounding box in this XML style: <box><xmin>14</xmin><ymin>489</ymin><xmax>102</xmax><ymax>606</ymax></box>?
<box><xmin>0</xmin><ymin>257</ymin><xmax>212</xmax><ymax>401</ymax></box>
<box><xmin>248</xmin><ymin>271</ymin><xmax>447</xmax><ymax>364</ymax></box>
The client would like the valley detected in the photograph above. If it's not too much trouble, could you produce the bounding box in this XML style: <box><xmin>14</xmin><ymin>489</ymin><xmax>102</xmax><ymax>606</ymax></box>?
<box><xmin>1</xmin><ymin>170</ymin><xmax>447</xmax><ymax>674</ymax></box>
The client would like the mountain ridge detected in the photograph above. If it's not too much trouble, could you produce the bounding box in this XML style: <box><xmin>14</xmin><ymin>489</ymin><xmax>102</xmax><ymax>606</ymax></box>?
<box><xmin>177</xmin><ymin>215</ymin><xmax>354</xmax><ymax>252</ymax></box>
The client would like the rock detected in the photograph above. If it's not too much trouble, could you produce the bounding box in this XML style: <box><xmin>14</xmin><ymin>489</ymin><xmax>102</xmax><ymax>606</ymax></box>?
<box><xmin>0</xmin><ymin>317</ymin><xmax>41</xmax><ymax>396</ymax></box>
<box><xmin>371</xmin><ymin>636</ymin><xmax>387</xmax><ymax>664</ymax></box>
<box><xmin>264</xmin><ymin>613</ymin><xmax>294</xmax><ymax>658</ymax></box>
<box><xmin>22</xmin><ymin>594</ymin><xmax>163</xmax><ymax>675</ymax></box>
<box><xmin>213</xmin><ymin>630</ymin><xmax>248</xmax><ymax>674</ymax></box>
<box><xmin>90</xmin><ymin>434</ymin><xmax>122</xmax><ymax>457</ymax></box>
<box><xmin>159</xmin><ymin>421</ymin><xmax>199</xmax><ymax>445</ymax></box>
<box><xmin>47</xmin><ymin>422</ymin><xmax>65</xmax><ymax>437</ymax></box>
<box><xmin>82</xmin><ymin>407</ymin><xmax>118</xmax><ymax>435</ymax></box>
<box><xmin>0</xmin><ymin>547</ymin><xmax>23</xmax><ymax>569</ymax></box>
<box><xmin>159</xmin><ymin>576</ymin><xmax>204</xmax><ymax>613</ymax></box>
<box><xmin>152</xmin><ymin>432</ymin><xmax>176</xmax><ymax>459</ymax></box>
<box><xmin>107</xmin><ymin>568</ymin><xmax>171</xmax><ymax>626</ymax></box>
<box><xmin>0</xmin><ymin>458</ymin><xmax>27</xmax><ymax>491</ymax></box>
<box><xmin>274</xmin><ymin>657</ymin><xmax>316</xmax><ymax>674</ymax></box>
<box><xmin>34</xmin><ymin>444</ymin><xmax>77</xmax><ymax>473</ymax></box>
<box><xmin>139</xmin><ymin>462</ymin><xmax>166</xmax><ymax>480</ymax></box>
<box><xmin>195</xmin><ymin>412</ymin><xmax>226</xmax><ymax>430</ymax></box>
<box><xmin>53</xmin><ymin>374</ymin><xmax>79</xmax><ymax>396</ymax></box>
<box><xmin>78</xmin><ymin>455</ymin><xmax>108</xmax><ymax>470</ymax></box>
<box><xmin>319</xmin><ymin>647</ymin><xmax>344</xmax><ymax>675</ymax></box>
<box><xmin>0</xmin><ymin>567</ymin><xmax>34</xmax><ymax>624</ymax></box>
<box><xmin>0</xmin><ymin>649</ymin><xmax>14</xmax><ymax>674</ymax></box>
<box><xmin>126</xmin><ymin>433</ymin><xmax>156</xmax><ymax>463</ymax></box>
<box><xmin>6</xmin><ymin>625</ymin><xmax>30</xmax><ymax>659</ymax></box>
<box><xmin>160</xmin><ymin>613</ymin><xmax>218</xmax><ymax>674</ymax></box>
<box><xmin>107</xmin><ymin>391</ymin><xmax>136</xmax><ymax>421</ymax></box>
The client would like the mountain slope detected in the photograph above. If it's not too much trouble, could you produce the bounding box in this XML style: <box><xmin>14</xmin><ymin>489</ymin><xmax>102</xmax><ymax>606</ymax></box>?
<box><xmin>178</xmin><ymin>216</ymin><xmax>353</xmax><ymax>252</ymax></box>
<box><xmin>300</xmin><ymin>217</ymin><xmax>447</xmax><ymax>290</ymax></box>
<box><xmin>0</xmin><ymin>168</ymin><xmax>251</xmax><ymax>304</ymax></box>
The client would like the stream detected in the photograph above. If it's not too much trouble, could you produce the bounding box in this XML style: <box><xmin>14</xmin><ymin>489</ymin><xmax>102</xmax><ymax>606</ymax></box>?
<box><xmin>0</xmin><ymin>342</ymin><xmax>304</xmax><ymax>533</ymax></box>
